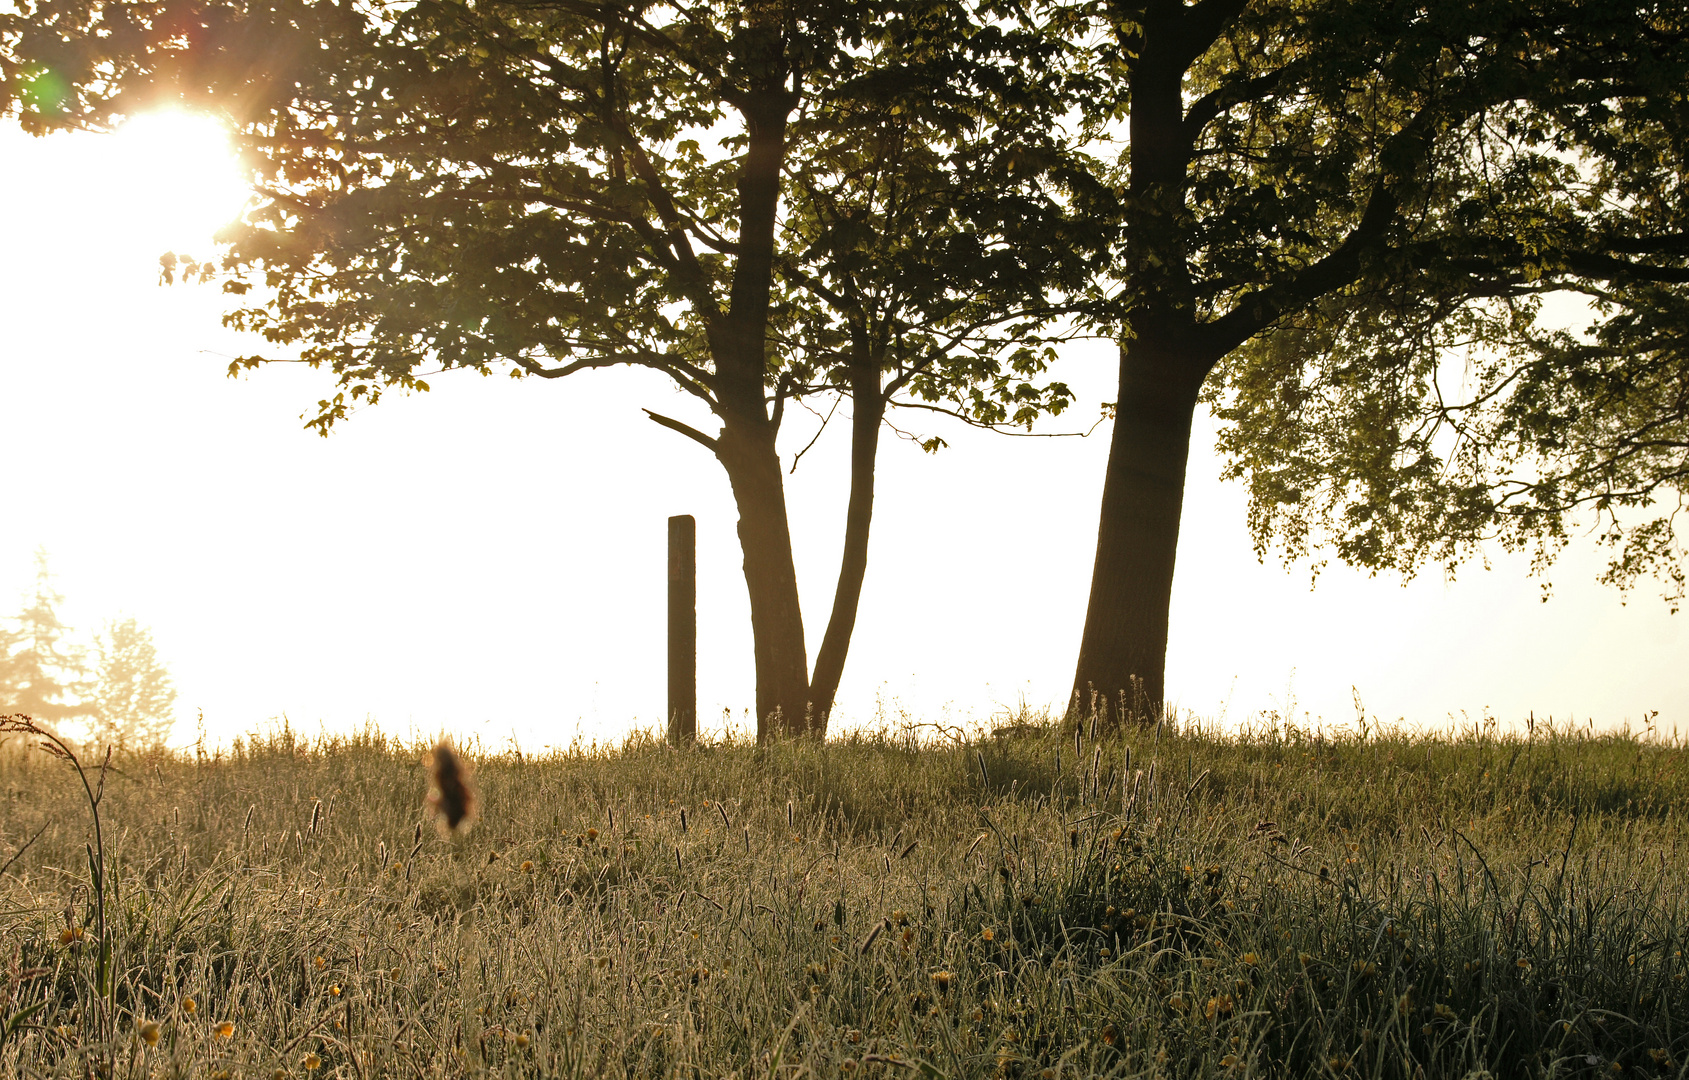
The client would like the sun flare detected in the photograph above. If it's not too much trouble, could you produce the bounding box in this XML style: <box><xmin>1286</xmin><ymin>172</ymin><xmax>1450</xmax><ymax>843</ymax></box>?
<box><xmin>105</xmin><ymin>110</ymin><xmax>250</xmax><ymax>257</ymax></box>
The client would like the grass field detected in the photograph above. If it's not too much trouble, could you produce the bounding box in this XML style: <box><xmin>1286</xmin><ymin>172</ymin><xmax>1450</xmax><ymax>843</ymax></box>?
<box><xmin>2</xmin><ymin>712</ymin><xmax>1686</xmax><ymax>1079</ymax></box>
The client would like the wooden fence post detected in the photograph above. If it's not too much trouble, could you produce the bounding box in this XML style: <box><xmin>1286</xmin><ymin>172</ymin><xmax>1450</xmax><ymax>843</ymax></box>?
<box><xmin>668</xmin><ymin>515</ymin><xmax>696</xmax><ymax>747</ymax></box>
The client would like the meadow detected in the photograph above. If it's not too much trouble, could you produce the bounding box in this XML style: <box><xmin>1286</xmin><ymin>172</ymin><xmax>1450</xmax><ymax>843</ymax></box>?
<box><xmin>2</xmin><ymin>712</ymin><xmax>1686</xmax><ymax>1079</ymax></box>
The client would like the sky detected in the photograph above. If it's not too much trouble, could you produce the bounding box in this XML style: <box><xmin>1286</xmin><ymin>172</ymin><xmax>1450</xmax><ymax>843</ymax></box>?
<box><xmin>0</xmin><ymin>114</ymin><xmax>1683</xmax><ymax>751</ymax></box>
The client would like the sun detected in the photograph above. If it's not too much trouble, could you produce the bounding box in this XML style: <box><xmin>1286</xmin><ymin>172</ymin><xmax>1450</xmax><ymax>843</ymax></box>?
<box><xmin>105</xmin><ymin>109</ymin><xmax>250</xmax><ymax>257</ymax></box>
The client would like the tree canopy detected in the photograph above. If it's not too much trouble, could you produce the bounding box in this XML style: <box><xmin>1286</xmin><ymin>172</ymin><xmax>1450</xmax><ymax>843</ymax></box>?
<box><xmin>8</xmin><ymin>0</ymin><xmax>1684</xmax><ymax>731</ymax></box>
<box><xmin>2</xmin><ymin>0</ymin><xmax>1090</xmax><ymax>736</ymax></box>
<box><xmin>1059</xmin><ymin>0</ymin><xmax>1689</xmax><ymax>719</ymax></box>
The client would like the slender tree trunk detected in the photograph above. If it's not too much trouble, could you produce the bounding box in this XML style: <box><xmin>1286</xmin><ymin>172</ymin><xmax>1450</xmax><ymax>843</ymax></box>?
<box><xmin>806</xmin><ymin>359</ymin><xmax>886</xmax><ymax>734</ymax></box>
<box><xmin>1071</xmin><ymin>331</ymin><xmax>1211</xmax><ymax>727</ymax></box>
<box><xmin>711</xmin><ymin>85</ymin><xmax>813</xmax><ymax>741</ymax></box>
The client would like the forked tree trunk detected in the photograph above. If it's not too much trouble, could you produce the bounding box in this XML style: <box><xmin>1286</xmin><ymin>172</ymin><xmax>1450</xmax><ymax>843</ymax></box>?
<box><xmin>716</xmin><ymin>416</ymin><xmax>812</xmax><ymax>741</ymax></box>
<box><xmin>1071</xmin><ymin>332</ymin><xmax>1212</xmax><ymax>727</ymax></box>
<box><xmin>806</xmin><ymin>366</ymin><xmax>886</xmax><ymax>734</ymax></box>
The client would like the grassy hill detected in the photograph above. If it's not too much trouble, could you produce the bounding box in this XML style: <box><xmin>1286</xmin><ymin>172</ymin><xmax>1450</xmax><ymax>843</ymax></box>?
<box><xmin>2</xmin><ymin>714</ymin><xmax>1685</xmax><ymax>1078</ymax></box>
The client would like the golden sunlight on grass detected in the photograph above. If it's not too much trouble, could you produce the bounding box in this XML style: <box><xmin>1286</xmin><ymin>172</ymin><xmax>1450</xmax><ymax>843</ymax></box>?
<box><xmin>5</xmin><ymin>716</ymin><xmax>1689</xmax><ymax>1077</ymax></box>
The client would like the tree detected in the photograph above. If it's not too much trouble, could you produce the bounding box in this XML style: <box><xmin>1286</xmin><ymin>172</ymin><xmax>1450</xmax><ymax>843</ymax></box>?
<box><xmin>1057</xmin><ymin>0</ymin><xmax>1689</xmax><ymax>721</ymax></box>
<box><xmin>88</xmin><ymin>616</ymin><xmax>178</xmax><ymax>751</ymax></box>
<box><xmin>0</xmin><ymin>549</ymin><xmax>91</xmax><ymax>725</ymax></box>
<box><xmin>2</xmin><ymin>0</ymin><xmax>1083</xmax><ymax>738</ymax></box>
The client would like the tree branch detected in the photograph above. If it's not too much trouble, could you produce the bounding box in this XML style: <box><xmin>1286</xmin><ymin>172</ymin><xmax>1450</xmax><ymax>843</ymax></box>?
<box><xmin>510</xmin><ymin>350</ymin><xmax>717</xmax><ymax>406</ymax></box>
<box><xmin>1198</xmin><ymin>104</ymin><xmax>1444</xmax><ymax>358</ymax></box>
<box><xmin>1183</xmin><ymin>62</ymin><xmax>1297</xmax><ymax>144</ymax></box>
<box><xmin>788</xmin><ymin>392</ymin><xmax>842</xmax><ymax>473</ymax></box>
<box><xmin>888</xmin><ymin>398</ymin><xmax>1106</xmax><ymax>438</ymax></box>
<box><xmin>523</xmin><ymin>0</ymin><xmax>717</xmax><ymax>81</ymax></box>
<box><xmin>1169</xmin><ymin>0</ymin><xmax>1253</xmax><ymax>74</ymax></box>
<box><xmin>771</xmin><ymin>372</ymin><xmax>794</xmax><ymax>435</ymax></box>
<box><xmin>642</xmin><ymin>409</ymin><xmax>720</xmax><ymax>451</ymax></box>
<box><xmin>1605</xmin><ymin>232</ymin><xmax>1689</xmax><ymax>257</ymax></box>
<box><xmin>778</xmin><ymin>261</ymin><xmax>864</xmax><ymax>321</ymax></box>
<box><xmin>1562</xmin><ymin>251</ymin><xmax>1689</xmax><ymax>285</ymax></box>
<box><xmin>617</xmin><ymin>134</ymin><xmax>726</xmax><ymax>318</ymax></box>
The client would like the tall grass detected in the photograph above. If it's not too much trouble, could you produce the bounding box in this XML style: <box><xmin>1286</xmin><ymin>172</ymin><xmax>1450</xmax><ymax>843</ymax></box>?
<box><xmin>1</xmin><ymin>714</ymin><xmax>1684</xmax><ymax>1078</ymax></box>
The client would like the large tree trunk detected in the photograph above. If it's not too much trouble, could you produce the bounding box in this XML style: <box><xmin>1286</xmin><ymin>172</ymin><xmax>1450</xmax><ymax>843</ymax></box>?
<box><xmin>806</xmin><ymin>361</ymin><xmax>886</xmax><ymax>735</ymax></box>
<box><xmin>716</xmin><ymin>416</ymin><xmax>812</xmax><ymax>741</ymax></box>
<box><xmin>1071</xmin><ymin>331</ymin><xmax>1211</xmax><ymax>726</ymax></box>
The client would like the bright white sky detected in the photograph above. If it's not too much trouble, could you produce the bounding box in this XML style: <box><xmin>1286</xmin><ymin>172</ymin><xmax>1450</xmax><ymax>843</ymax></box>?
<box><xmin>0</xmin><ymin>114</ymin><xmax>1683</xmax><ymax>751</ymax></box>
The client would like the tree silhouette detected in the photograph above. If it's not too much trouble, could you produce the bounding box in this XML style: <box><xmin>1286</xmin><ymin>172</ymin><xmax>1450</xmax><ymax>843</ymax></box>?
<box><xmin>1058</xmin><ymin>0</ymin><xmax>1689</xmax><ymax>721</ymax></box>
<box><xmin>89</xmin><ymin>616</ymin><xmax>177</xmax><ymax>751</ymax></box>
<box><xmin>0</xmin><ymin>549</ymin><xmax>91</xmax><ymax>726</ymax></box>
<box><xmin>2</xmin><ymin>1</ymin><xmax>1085</xmax><ymax>738</ymax></box>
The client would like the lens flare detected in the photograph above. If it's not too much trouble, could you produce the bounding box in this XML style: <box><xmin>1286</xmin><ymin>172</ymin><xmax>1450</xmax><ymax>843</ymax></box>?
<box><xmin>108</xmin><ymin>110</ymin><xmax>249</xmax><ymax>256</ymax></box>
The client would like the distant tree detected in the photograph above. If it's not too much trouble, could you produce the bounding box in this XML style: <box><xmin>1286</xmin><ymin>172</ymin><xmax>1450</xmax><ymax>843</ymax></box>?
<box><xmin>88</xmin><ymin>616</ymin><xmax>177</xmax><ymax>751</ymax></box>
<box><xmin>1053</xmin><ymin>0</ymin><xmax>1689</xmax><ymax>721</ymax></box>
<box><xmin>0</xmin><ymin>549</ymin><xmax>91</xmax><ymax>726</ymax></box>
<box><xmin>0</xmin><ymin>0</ymin><xmax>1085</xmax><ymax>738</ymax></box>
<box><xmin>0</xmin><ymin>617</ymin><xmax>19</xmax><ymax>710</ymax></box>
